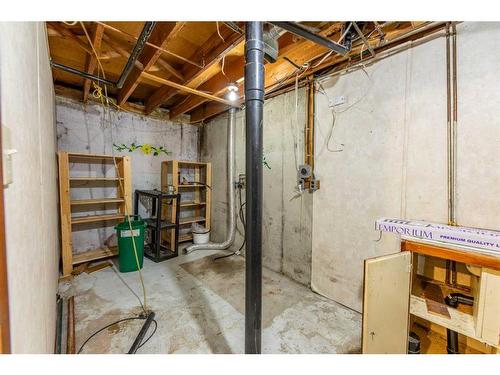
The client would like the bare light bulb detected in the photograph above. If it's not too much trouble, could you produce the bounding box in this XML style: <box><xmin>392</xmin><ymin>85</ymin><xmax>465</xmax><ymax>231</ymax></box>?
<box><xmin>227</xmin><ymin>90</ymin><xmax>239</xmax><ymax>102</ymax></box>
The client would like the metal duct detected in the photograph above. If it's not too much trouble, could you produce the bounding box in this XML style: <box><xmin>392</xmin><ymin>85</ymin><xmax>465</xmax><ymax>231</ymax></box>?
<box><xmin>185</xmin><ymin>107</ymin><xmax>237</xmax><ymax>253</ymax></box>
<box><xmin>270</xmin><ymin>22</ymin><xmax>350</xmax><ymax>56</ymax></box>
<box><xmin>116</xmin><ymin>21</ymin><xmax>156</xmax><ymax>89</ymax></box>
<box><xmin>244</xmin><ymin>21</ymin><xmax>264</xmax><ymax>355</ymax></box>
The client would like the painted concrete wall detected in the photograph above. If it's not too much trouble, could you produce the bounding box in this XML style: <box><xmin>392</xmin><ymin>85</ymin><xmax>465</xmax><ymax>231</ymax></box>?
<box><xmin>56</xmin><ymin>97</ymin><xmax>200</xmax><ymax>252</ymax></box>
<box><xmin>0</xmin><ymin>22</ymin><xmax>59</xmax><ymax>353</ymax></box>
<box><xmin>312</xmin><ymin>22</ymin><xmax>500</xmax><ymax>312</ymax></box>
<box><xmin>202</xmin><ymin>89</ymin><xmax>313</xmax><ymax>285</ymax></box>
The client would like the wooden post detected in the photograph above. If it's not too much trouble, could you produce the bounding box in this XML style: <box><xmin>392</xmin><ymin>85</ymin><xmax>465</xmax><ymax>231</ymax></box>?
<box><xmin>58</xmin><ymin>152</ymin><xmax>73</xmax><ymax>277</ymax></box>
<box><xmin>170</xmin><ymin>161</ymin><xmax>179</xmax><ymax>249</ymax></box>
<box><xmin>205</xmin><ymin>162</ymin><xmax>212</xmax><ymax>231</ymax></box>
<box><xmin>67</xmin><ymin>296</ymin><xmax>75</xmax><ymax>354</ymax></box>
<box><xmin>121</xmin><ymin>156</ymin><xmax>132</xmax><ymax>215</ymax></box>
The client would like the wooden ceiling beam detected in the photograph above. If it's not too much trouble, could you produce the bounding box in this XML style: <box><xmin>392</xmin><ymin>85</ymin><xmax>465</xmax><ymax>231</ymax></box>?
<box><xmin>47</xmin><ymin>22</ymin><xmax>93</xmax><ymax>55</ymax></box>
<box><xmin>101</xmin><ymin>34</ymin><xmax>145</xmax><ymax>70</ymax></box>
<box><xmin>102</xmin><ymin>33</ymin><xmax>183</xmax><ymax>80</ymax></box>
<box><xmin>141</xmin><ymin>72</ymin><xmax>236</xmax><ymax>107</ymax></box>
<box><xmin>169</xmin><ymin>24</ymin><xmax>339</xmax><ymax>119</ymax></box>
<box><xmin>82</xmin><ymin>23</ymin><xmax>105</xmax><ymax>102</ymax></box>
<box><xmin>116</xmin><ymin>22</ymin><xmax>186</xmax><ymax>106</ymax></box>
<box><xmin>189</xmin><ymin>102</ymin><xmax>232</xmax><ymax>123</ymax></box>
<box><xmin>190</xmin><ymin>22</ymin><xmax>438</xmax><ymax>123</ymax></box>
<box><xmin>145</xmin><ymin>23</ymin><xmax>243</xmax><ymax>114</ymax></box>
<box><xmin>168</xmin><ymin>57</ymin><xmax>245</xmax><ymax>118</ymax></box>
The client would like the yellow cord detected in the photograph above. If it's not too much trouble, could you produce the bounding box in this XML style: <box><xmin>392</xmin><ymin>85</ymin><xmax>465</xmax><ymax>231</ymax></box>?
<box><xmin>80</xmin><ymin>21</ymin><xmax>148</xmax><ymax>313</ymax></box>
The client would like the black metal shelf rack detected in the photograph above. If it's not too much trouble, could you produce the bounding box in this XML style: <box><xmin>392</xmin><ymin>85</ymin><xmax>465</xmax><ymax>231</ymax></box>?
<box><xmin>134</xmin><ymin>189</ymin><xmax>181</xmax><ymax>262</ymax></box>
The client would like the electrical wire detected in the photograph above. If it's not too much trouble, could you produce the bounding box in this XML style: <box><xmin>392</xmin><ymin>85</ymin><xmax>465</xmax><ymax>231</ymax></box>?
<box><xmin>137</xmin><ymin>319</ymin><xmax>158</xmax><ymax>350</ymax></box>
<box><xmin>110</xmin><ymin>264</ymin><xmax>146</xmax><ymax>315</ymax></box>
<box><xmin>80</xmin><ymin>21</ymin><xmax>149</xmax><ymax>314</ymax></box>
<box><xmin>315</xmin><ymin>65</ymin><xmax>372</xmax><ymax>155</ymax></box>
<box><xmin>77</xmin><ymin>316</ymin><xmax>144</xmax><ymax>354</ymax></box>
<box><xmin>215</xmin><ymin>21</ymin><xmax>226</xmax><ymax>43</ymax></box>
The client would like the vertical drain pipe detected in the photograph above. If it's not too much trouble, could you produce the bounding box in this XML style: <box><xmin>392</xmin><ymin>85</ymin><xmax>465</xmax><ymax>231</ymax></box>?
<box><xmin>185</xmin><ymin>107</ymin><xmax>237</xmax><ymax>253</ymax></box>
<box><xmin>244</xmin><ymin>21</ymin><xmax>264</xmax><ymax>354</ymax></box>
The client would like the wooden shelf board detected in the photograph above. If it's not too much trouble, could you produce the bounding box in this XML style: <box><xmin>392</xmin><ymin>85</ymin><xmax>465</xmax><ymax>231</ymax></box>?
<box><xmin>68</xmin><ymin>152</ymin><xmax>124</xmax><ymax>159</ymax></box>
<box><xmin>410</xmin><ymin>295</ymin><xmax>477</xmax><ymax>340</ymax></box>
<box><xmin>178</xmin><ymin>184</ymin><xmax>206</xmax><ymax>188</ymax></box>
<box><xmin>71</xmin><ymin>213</ymin><xmax>125</xmax><ymax>225</ymax></box>
<box><xmin>179</xmin><ymin>216</ymin><xmax>206</xmax><ymax>225</ymax></box>
<box><xmin>176</xmin><ymin>161</ymin><xmax>208</xmax><ymax>166</ymax></box>
<box><xmin>70</xmin><ymin>177</ymin><xmax>123</xmax><ymax>181</ymax></box>
<box><xmin>403</xmin><ymin>240</ymin><xmax>500</xmax><ymax>271</ymax></box>
<box><xmin>72</xmin><ymin>246</ymin><xmax>118</xmax><ymax>265</ymax></box>
<box><xmin>179</xmin><ymin>234</ymin><xmax>193</xmax><ymax>242</ymax></box>
<box><xmin>71</xmin><ymin>198</ymin><xmax>124</xmax><ymax>206</ymax></box>
<box><xmin>180</xmin><ymin>201</ymin><xmax>206</xmax><ymax>208</ymax></box>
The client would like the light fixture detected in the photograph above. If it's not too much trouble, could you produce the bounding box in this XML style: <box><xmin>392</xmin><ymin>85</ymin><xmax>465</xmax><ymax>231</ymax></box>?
<box><xmin>226</xmin><ymin>83</ymin><xmax>239</xmax><ymax>102</ymax></box>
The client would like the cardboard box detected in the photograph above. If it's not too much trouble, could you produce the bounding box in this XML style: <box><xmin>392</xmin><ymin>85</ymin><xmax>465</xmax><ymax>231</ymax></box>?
<box><xmin>375</xmin><ymin>218</ymin><xmax>500</xmax><ymax>254</ymax></box>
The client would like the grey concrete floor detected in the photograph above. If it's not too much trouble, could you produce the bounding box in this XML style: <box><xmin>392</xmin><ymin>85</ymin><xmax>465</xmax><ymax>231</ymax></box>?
<box><xmin>59</xmin><ymin>249</ymin><xmax>361</xmax><ymax>354</ymax></box>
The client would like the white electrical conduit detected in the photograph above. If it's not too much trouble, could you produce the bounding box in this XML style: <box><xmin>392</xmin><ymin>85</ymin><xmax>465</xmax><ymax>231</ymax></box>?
<box><xmin>185</xmin><ymin>107</ymin><xmax>237</xmax><ymax>253</ymax></box>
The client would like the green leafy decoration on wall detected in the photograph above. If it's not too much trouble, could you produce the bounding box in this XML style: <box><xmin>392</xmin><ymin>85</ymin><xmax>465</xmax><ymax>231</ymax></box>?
<box><xmin>113</xmin><ymin>142</ymin><xmax>171</xmax><ymax>156</ymax></box>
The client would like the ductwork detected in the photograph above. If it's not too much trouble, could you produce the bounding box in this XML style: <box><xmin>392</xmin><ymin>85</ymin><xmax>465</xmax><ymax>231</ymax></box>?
<box><xmin>185</xmin><ymin>107</ymin><xmax>237</xmax><ymax>253</ymax></box>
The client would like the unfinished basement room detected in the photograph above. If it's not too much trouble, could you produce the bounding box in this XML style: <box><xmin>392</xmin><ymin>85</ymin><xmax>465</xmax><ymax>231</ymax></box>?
<box><xmin>0</xmin><ymin>3</ymin><xmax>499</xmax><ymax>369</ymax></box>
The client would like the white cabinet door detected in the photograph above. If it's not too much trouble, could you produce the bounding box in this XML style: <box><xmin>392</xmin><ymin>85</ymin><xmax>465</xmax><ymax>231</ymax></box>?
<box><xmin>362</xmin><ymin>251</ymin><xmax>412</xmax><ymax>353</ymax></box>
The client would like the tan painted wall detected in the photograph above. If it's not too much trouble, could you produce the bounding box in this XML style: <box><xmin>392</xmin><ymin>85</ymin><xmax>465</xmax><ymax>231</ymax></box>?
<box><xmin>0</xmin><ymin>22</ymin><xmax>59</xmax><ymax>353</ymax></box>
<box><xmin>312</xmin><ymin>22</ymin><xmax>500</xmax><ymax>312</ymax></box>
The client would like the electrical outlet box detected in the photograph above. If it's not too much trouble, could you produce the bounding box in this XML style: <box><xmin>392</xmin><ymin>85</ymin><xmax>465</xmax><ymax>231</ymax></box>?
<box><xmin>329</xmin><ymin>95</ymin><xmax>347</xmax><ymax>107</ymax></box>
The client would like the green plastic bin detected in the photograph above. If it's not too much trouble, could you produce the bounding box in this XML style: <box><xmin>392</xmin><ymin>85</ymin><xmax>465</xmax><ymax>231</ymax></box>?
<box><xmin>115</xmin><ymin>215</ymin><xmax>147</xmax><ymax>273</ymax></box>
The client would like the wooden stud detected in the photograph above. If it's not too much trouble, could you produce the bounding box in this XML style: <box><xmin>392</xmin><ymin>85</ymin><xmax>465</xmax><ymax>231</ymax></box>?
<box><xmin>82</xmin><ymin>23</ymin><xmax>105</xmax><ymax>102</ymax></box>
<box><xmin>205</xmin><ymin>162</ymin><xmax>212</xmax><ymax>231</ymax></box>
<box><xmin>170</xmin><ymin>161</ymin><xmax>179</xmax><ymax>250</ymax></box>
<box><xmin>120</xmin><ymin>156</ymin><xmax>132</xmax><ymax>214</ymax></box>
<box><xmin>58</xmin><ymin>152</ymin><xmax>73</xmax><ymax>277</ymax></box>
<box><xmin>141</xmin><ymin>72</ymin><xmax>235</xmax><ymax>107</ymax></box>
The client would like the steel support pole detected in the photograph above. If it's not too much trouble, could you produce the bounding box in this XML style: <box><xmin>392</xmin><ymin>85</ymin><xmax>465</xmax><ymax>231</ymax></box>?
<box><xmin>244</xmin><ymin>21</ymin><xmax>264</xmax><ymax>354</ymax></box>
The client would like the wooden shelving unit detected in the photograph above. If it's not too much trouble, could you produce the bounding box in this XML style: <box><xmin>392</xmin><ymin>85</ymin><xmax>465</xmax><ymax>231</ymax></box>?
<box><xmin>161</xmin><ymin>160</ymin><xmax>211</xmax><ymax>249</ymax></box>
<box><xmin>58</xmin><ymin>151</ymin><xmax>132</xmax><ymax>277</ymax></box>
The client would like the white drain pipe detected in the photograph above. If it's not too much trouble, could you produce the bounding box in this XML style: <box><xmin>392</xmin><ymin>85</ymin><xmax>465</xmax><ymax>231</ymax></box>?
<box><xmin>185</xmin><ymin>107</ymin><xmax>237</xmax><ymax>253</ymax></box>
